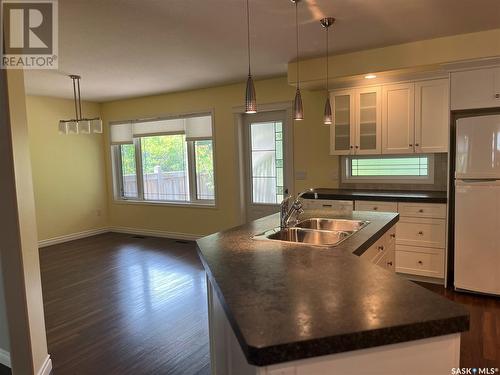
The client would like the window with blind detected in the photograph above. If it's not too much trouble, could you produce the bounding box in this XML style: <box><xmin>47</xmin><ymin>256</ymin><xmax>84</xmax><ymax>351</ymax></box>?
<box><xmin>342</xmin><ymin>155</ymin><xmax>434</xmax><ymax>183</ymax></box>
<box><xmin>111</xmin><ymin>113</ymin><xmax>215</xmax><ymax>205</ymax></box>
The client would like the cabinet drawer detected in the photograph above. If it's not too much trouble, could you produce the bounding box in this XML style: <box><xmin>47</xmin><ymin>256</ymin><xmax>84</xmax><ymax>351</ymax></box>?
<box><xmin>396</xmin><ymin>217</ymin><xmax>446</xmax><ymax>248</ymax></box>
<box><xmin>396</xmin><ymin>246</ymin><xmax>444</xmax><ymax>278</ymax></box>
<box><xmin>398</xmin><ymin>202</ymin><xmax>446</xmax><ymax>219</ymax></box>
<box><xmin>355</xmin><ymin>200</ymin><xmax>398</xmax><ymax>213</ymax></box>
<box><xmin>302</xmin><ymin>199</ymin><xmax>353</xmax><ymax>210</ymax></box>
<box><xmin>361</xmin><ymin>236</ymin><xmax>387</xmax><ymax>263</ymax></box>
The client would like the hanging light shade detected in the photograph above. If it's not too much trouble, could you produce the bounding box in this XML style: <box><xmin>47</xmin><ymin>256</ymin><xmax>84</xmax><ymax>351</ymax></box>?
<box><xmin>320</xmin><ymin>17</ymin><xmax>335</xmax><ymax>125</ymax></box>
<box><xmin>291</xmin><ymin>0</ymin><xmax>303</xmax><ymax>120</ymax></box>
<box><xmin>58</xmin><ymin>75</ymin><xmax>103</xmax><ymax>135</ymax></box>
<box><xmin>244</xmin><ymin>0</ymin><xmax>257</xmax><ymax>114</ymax></box>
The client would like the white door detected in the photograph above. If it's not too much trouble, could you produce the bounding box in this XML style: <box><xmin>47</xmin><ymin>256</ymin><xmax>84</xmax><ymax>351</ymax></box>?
<box><xmin>354</xmin><ymin>86</ymin><xmax>381</xmax><ymax>155</ymax></box>
<box><xmin>382</xmin><ymin>83</ymin><xmax>415</xmax><ymax>154</ymax></box>
<box><xmin>456</xmin><ymin>114</ymin><xmax>500</xmax><ymax>179</ymax></box>
<box><xmin>330</xmin><ymin>90</ymin><xmax>355</xmax><ymax>155</ymax></box>
<box><xmin>243</xmin><ymin>111</ymin><xmax>292</xmax><ymax>221</ymax></box>
<box><xmin>454</xmin><ymin>180</ymin><xmax>500</xmax><ymax>295</ymax></box>
<box><xmin>415</xmin><ymin>79</ymin><xmax>449</xmax><ymax>153</ymax></box>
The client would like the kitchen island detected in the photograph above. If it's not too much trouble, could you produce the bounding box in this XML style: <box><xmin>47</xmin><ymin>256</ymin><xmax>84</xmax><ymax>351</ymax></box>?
<box><xmin>196</xmin><ymin>210</ymin><xmax>469</xmax><ymax>375</ymax></box>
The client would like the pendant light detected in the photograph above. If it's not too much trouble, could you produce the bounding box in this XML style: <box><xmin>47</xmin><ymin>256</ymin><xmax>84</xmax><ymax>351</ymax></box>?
<box><xmin>291</xmin><ymin>0</ymin><xmax>303</xmax><ymax>120</ymax></box>
<box><xmin>58</xmin><ymin>75</ymin><xmax>102</xmax><ymax>135</ymax></box>
<box><xmin>244</xmin><ymin>0</ymin><xmax>257</xmax><ymax>114</ymax></box>
<box><xmin>320</xmin><ymin>17</ymin><xmax>335</xmax><ymax>125</ymax></box>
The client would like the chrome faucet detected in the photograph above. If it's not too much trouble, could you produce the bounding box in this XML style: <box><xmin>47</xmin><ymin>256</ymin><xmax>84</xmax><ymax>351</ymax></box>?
<box><xmin>280</xmin><ymin>189</ymin><xmax>312</xmax><ymax>229</ymax></box>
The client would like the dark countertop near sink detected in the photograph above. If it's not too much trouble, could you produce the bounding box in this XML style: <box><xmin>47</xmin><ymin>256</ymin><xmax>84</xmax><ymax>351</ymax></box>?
<box><xmin>302</xmin><ymin>188</ymin><xmax>447</xmax><ymax>203</ymax></box>
<box><xmin>196</xmin><ymin>211</ymin><xmax>469</xmax><ymax>367</ymax></box>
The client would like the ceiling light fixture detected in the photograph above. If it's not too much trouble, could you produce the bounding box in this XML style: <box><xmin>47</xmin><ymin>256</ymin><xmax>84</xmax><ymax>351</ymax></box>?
<box><xmin>291</xmin><ymin>0</ymin><xmax>303</xmax><ymax>121</ymax></box>
<box><xmin>244</xmin><ymin>0</ymin><xmax>257</xmax><ymax>114</ymax></box>
<box><xmin>58</xmin><ymin>75</ymin><xmax>102</xmax><ymax>135</ymax></box>
<box><xmin>320</xmin><ymin>17</ymin><xmax>335</xmax><ymax>125</ymax></box>
<box><xmin>364</xmin><ymin>74</ymin><xmax>377</xmax><ymax>79</ymax></box>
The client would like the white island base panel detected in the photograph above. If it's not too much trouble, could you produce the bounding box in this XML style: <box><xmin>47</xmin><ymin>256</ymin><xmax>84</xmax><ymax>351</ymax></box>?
<box><xmin>208</xmin><ymin>278</ymin><xmax>461</xmax><ymax>375</ymax></box>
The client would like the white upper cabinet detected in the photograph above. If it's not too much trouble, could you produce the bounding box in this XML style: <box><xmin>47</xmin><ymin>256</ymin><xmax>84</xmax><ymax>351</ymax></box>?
<box><xmin>330</xmin><ymin>90</ymin><xmax>355</xmax><ymax>155</ymax></box>
<box><xmin>354</xmin><ymin>87</ymin><xmax>382</xmax><ymax>155</ymax></box>
<box><xmin>330</xmin><ymin>87</ymin><xmax>381</xmax><ymax>155</ymax></box>
<box><xmin>451</xmin><ymin>67</ymin><xmax>500</xmax><ymax>110</ymax></box>
<box><xmin>415</xmin><ymin>79</ymin><xmax>450</xmax><ymax>153</ymax></box>
<box><xmin>382</xmin><ymin>83</ymin><xmax>415</xmax><ymax>154</ymax></box>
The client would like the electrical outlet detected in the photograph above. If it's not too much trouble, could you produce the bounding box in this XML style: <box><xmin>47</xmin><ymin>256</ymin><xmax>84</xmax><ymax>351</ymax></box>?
<box><xmin>295</xmin><ymin>171</ymin><xmax>307</xmax><ymax>180</ymax></box>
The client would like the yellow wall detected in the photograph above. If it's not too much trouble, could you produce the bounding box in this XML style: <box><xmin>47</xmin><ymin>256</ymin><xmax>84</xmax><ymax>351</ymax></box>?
<box><xmin>26</xmin><ymin>96</ymin><xmax>108</xmax><ymax>241</ymax></box>
<box><xmin>101</xmin><ymin>77</ymin><xmax>339</xmax><ymax>236</ymax></box>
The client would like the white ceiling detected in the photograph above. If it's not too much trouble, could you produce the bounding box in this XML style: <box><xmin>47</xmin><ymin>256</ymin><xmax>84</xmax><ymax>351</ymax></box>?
<box><xmin>24</xmin><ymin>0</ymin><xmax>500</xmax><ymax>102</ymax></box>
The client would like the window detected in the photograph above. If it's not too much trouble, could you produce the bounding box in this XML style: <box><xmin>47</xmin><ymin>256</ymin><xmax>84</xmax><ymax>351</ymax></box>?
<box><xmin>342</xmin><ymin>155</ymin><xmax>434</xmax><ymax>184</ymax></box>
<box><xmin>111</xmin><ymin>113</ymin><xmax>215</xmax><ymax>205</ymax></box>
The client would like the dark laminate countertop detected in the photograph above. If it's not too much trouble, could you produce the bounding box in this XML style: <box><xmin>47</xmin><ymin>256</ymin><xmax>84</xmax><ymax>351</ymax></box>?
<box><xmin>302</xmin><ymin>188</ymin><xmax>447</xmax><ymax>203</ymax></box>
<box><xmin>196</xmin><ymin>211</ymin><xmax>469</xmax><ymax>366</ymax></box>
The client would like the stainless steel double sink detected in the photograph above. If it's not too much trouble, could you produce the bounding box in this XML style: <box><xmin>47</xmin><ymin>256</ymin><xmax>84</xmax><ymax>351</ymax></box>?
<box><xmin>254</xmin><ymin>218</ymin><xmax>369</xmax><ymax>247</ymax></box>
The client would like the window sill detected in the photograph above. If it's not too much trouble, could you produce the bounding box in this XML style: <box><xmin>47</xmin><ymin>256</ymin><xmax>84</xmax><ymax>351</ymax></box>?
<box><xmin>113</xmin><ymin>199</ymin><xmax>217</xmax><ymax>209</ymax></box>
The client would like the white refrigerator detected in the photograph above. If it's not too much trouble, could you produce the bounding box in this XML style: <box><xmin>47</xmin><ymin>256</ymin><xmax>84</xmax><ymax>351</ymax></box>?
<box><xmin>455</xmin><ymin>114</ymin><xmax>500</xmax><ymax>296</ymax></box>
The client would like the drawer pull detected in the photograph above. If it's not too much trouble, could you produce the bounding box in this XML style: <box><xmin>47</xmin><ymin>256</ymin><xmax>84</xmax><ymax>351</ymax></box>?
<box><xmin>418</xmin><ymin>260</ymin><xmax>423</xmax><ymax>265</ymax></box>
<box><xmin>418</xmin><ymin>209</ymin><xmax>424</xmax><ymax>213</ymax></box>
<box><xmin>418</xmin><ymin>231</ymin><xmax>424</xmax><ymax>235</ymax></box>
<box><xmin>373</xmin><ymin>207</ymin><xmax>378</xmax><ymax>210</ymax></box>
<box><xmin>378</xmin><ymin>245</ymin><xmax>384</xmax><ymax>251</ymax></box>
<box><xmin>322</xmin><ymin>204</ymin><xmax>333</xmax><ymax>207</ymax></box>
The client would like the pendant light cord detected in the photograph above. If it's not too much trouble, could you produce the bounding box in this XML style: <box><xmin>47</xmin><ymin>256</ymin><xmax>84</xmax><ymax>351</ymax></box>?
<box><xmin>72</xmin><ymin>77</ymin><xmax>78</xmax><ymax>120</ymax></box>
<box><xmin>77</xmin><ymin>78</ymin><xmax>82</xmax><ymax>121</ymax></box>
<box><xmin>246</xmin><ymin>0</ymin><xmax>251</xmax><ymax>76</ymax></box>
<box><xmin>295</xmin><ymin>1</ymin><xmax>300</xmax><ymax>90</ymax></box>
<box><xmin>326</xmin><ymin>26</ymin><xmax>329</xmax><ymax>92</ymax></box>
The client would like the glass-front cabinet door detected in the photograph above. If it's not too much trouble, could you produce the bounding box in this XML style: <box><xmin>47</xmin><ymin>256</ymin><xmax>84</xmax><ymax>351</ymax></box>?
<box><xmin>355</xmin><ymin>86</ymin><xmax>381</xmax><ymax>154</ymax></box>
<box><xmin>330</xmin><ymin>90</ymin><xmax>355</xmax><ymax>155</ymax></box>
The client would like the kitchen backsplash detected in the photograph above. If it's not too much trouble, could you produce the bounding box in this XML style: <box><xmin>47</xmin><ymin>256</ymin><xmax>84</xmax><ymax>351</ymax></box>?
<box><xmin>338</xmin><ymin>153</ymin><xmax>448</xmax><ymax>191</ymax></box>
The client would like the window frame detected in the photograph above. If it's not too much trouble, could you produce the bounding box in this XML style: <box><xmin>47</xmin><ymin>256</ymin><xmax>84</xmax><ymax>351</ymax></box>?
<box><xmin>111</xmin><ymin>111</ymin><xmax>216</xmax><ymax>207</ymax></box>
<box><xmin>341</xmin><ymin>154</ymin><xmax>435</xmax><ymax>185</ymax></box>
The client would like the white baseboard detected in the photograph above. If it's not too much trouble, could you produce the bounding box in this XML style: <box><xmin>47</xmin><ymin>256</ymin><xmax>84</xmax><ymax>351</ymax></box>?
<box><xmin>0</xmin><ymin>348</ymin><xmax>10</xmax><ymax>368</ymax></box>
<box><xmin>38</xmin><ymin>228</ymin><xmax>110</xmax><ymax>248</ymax></box>
<box><xmin>109</xmin><ymin>226</ymin><xmax>202</xmax><ymax>241</ymax></box>
<box><xmin>37</xmin><ymin>355</ymin><xmax>52</xmax><ymax>375</ymax></box>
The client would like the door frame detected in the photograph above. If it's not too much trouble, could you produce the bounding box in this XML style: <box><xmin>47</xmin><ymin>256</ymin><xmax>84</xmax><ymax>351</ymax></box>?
<box><xmin>233</xmin><ymin>102</ymin><xmax>294</xmax><ymax>224</ymax></box>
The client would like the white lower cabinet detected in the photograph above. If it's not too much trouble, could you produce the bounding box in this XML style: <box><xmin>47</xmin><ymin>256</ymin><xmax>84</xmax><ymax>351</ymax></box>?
<box><xmin>353</xmin><ymin>200</ymin><xmax>447</xmax><ymax>280</ymax></box>
<box><xmin>361</xmin><ymin>225</ymin><xmax>396</xmax><ymax>272</ymax></box>
<box><xmin>395</xmin><ymin>245</ymin><xmax>445</xmax><ymax>278</ymax></box>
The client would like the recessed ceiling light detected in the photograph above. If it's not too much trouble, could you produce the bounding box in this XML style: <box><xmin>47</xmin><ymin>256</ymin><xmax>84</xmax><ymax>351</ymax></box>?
<box><xmin>364</xmin><ymin>74</ymin><xmax>377</xmax><ymax>79</ymax></box>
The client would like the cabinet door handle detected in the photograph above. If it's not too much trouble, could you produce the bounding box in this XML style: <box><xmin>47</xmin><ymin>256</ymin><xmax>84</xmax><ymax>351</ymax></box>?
<box><xmin>415</xmin><ymin>143</ymin><xmax>420</xmax><ymax>147</ymax></box>
<box><xmin>418</xmin><ymin>260</ymin><xmax>423</xmax><ymax>265</ymax></box>
<box><xmin>390</xmin><ymin>233</ymin><xmax>396</xmax><ymax>238</ymax></box>
<box><xmin>387</xmin><ymin>261</ymin><xmax>393</xmax><ymax>266</ymax></box>
<box><xmin>350</xmin><ymin>145</ymin><xmax>354</xmax><ymax>149</ymax></box>
<box><xmin>378</xmin><ymin>245</ymin><xmax>384</xmax><ymax>251</ymax></box>
<box><xmin>495</xmin><ymin>93</ymin><xmax>500</xmax><ymax>99</ymax></box>
<box><xmin>418</xmin><ymin>231</ymin><xmax>424</xmax><ymax>235</ymax></box>
<box><xmin>355</xmin><ymin>145</ymin><xmax>359</xmax><ymax>149</ymax></box>
<box><xmin>409</xmin><ymin>144</ymin><xmax>413</xmax><ymax>147</ymax></box>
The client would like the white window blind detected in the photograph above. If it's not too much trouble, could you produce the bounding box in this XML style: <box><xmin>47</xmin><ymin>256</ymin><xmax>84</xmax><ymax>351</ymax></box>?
<box><xmin>350</xmin><ymin>156</ymin><xmax>430</xmax><ymax>177</ymax></box>
<box><xmin>110</xmin><ymin>113</ymin><xmax>212</xmax><ymax>144</ymax></box>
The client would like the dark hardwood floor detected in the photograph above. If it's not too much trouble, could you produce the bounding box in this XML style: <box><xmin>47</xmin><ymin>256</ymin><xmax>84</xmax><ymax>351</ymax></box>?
<box><xmin>38</xmin><ymin>232</ymin><xmax>500</xmax><ymax>374</ymax></box>
<box><xmin>417</xmin><ymin>282</ymin><xmax>500</xmax><ymax>368</ymax></box>
<box><xmin>39</xmin><ymin>233</ymin><xmax>210</xmax><ymax>375</ymax></box>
